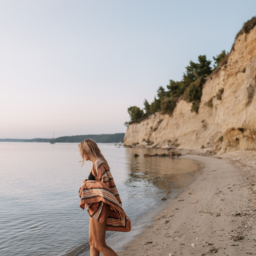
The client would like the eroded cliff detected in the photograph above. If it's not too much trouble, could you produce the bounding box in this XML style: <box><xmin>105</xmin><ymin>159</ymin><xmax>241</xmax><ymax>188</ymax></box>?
<box><xmin>124</xmin><ymin>23</ymin><xmax>256</xmax><ymax>154</ymax></box>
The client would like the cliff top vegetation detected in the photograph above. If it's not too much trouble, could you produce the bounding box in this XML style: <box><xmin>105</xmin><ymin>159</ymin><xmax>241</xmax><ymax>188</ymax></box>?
<box><xmin>125</xmin><ymin>52</ymin><xmax>225</xmax><ymax>126</ymax></box>
<box><xmin>213</xmin><ymin>16</ymin><xmax>256</xmax><ymax>75</ymax></box>
<box><xmin>235</xmin><ymin>16</ymin><xmax>256</xmax><ymax>40</ymax></box>
<box><xmin>125</xmin><ymin>16</ymin><xmax>255</xmax><ymax>126</ymax></box>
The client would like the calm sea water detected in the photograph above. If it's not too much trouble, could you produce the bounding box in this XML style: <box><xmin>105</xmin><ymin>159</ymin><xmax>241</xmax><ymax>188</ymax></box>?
<box><xmin>0</xmin><ymin>143</ymin><xmax>202</xmax><ymax>256</ymax></box>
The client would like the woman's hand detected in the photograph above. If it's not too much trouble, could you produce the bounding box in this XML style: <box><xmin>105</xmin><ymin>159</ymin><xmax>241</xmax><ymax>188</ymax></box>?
<box><xmin>78</xmin><ymin>179</ymin><xmax>88</xmax><ymax>196</ymax></box>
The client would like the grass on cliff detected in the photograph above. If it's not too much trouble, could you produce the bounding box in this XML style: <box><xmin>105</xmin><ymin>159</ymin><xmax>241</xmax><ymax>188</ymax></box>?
<box><xmin>230</xmin><ymin>16</ymin><xmax>256</xmax><ymax>52</ymax></box>
<box><xmin>235</xmin><ymin>16</ymin><xmax>256</xmax><ymax>40</ymax></box>
<box><xmin>212</xmin><ymin>17</ymin><xmax>256</xmax><ymax>75</ymax></box>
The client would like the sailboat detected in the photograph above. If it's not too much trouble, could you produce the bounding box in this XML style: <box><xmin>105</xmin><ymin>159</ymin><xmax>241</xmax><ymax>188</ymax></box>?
<box><xmin>50</xmin><ymin>131</ymin><xmax>55</xmax><ymax>144</ymax></box>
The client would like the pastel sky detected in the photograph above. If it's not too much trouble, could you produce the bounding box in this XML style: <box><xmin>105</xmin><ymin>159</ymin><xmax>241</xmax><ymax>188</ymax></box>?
<box><xmin>1</xmin><ymin>0</ymin><xmax>256</xmax><ymax>138</ymax></box>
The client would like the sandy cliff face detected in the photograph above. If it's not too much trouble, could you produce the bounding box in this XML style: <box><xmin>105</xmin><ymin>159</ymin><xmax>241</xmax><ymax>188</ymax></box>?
<box><xmin>124</xmin><ymin>26</ymin><xmax>256</xmax><ymax>153</ymax></box>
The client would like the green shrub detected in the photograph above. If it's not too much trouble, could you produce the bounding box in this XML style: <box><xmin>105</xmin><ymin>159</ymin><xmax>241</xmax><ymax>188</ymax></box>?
<box><xmin>205</xmin><ymin>97</ymin><xmax>213</xmax><ymax>108</ymax></box>
<box><xmin>183</xmin><ymin>77</ymin><xmax>205</xmax><ymax>113</ymax></box>
<box><xmin>187</xmin><ymin>77</ymin><xmax>204</xmax><ymax>102</ymax></box>
<box><xmin>191</xmin><ymin>100</ymin><xmax>200</xmax><ymax>113</ymax></box>
<box><xmin>127</xmin><ymin>106</ymin><xmax>144</xmax><ymax>122</ymax></box>
<box><xmin>196</xmin><ymin>55</ymin><xmax>212</xmax><ymax>77</ymax></box>
<box><xmin>157</xmin><ymin>86</ymin><xmax>168</xmax><ymax>101</ymax></box>
<box><xmin>167</xmin><ymin>80</ymin><xmax>184</xmax><ymax>98</ymax></box>
<box><xmin>213</xmin><ymin>50</ymin><xmax>227</xmax><ymax>69</ymax></box>
<box><xmin>216</xmin><ymin>88</ymin><xmax>224</xmax><ymax>100</ymax></box>
<box><xmin>127</xmin><ymin>54</ymin><xmax>212</xmax><ymax>122</ymax></box>
<box><xmin>182</xmin><ymin>55</ymin><xmax>212</xmax><ymax>89</ymax></box>
<box><xmin>127</xmin><ymin>106</ymin><xmax>147</xmax><ymax>124</ymax></box>
<box><xmin>150</xmin><ymin>97</ymin><xmax>161</xmax><ymax>114</ymax></box>
<box><xmin>146</xmin><ymin>139</ymin><xmax>154</xmax><ymax>145</ymax></box>
<box><xmin>235</xmin><ymin>16</ymin><xmax>256</xmax><ymax>39</ymax></box>
<box><xmin>143</xmin><ymin>99</ymin><xmax>151</xmax><ymax>115</ymax></box>
<box><xmin>217</xmin><ymin>136</ymin><xmax>223</xmax><ymax>142</ymax></box>
<box><xmin>161</xmin><ymin>98</ymin><xmax>177</xmax><ymax>116</ymax></box>
<box><xmin>211</xmin><ymin>52</ymin><xmax>230</xmax><ymax>75</ymax></box>
<box><xmin>230</xmin><ymin>17</ymin><xmax>256</xmax><ymax>52</ymax></box>
<box><xmin>211</xmin><ymin>17</ymin><xmax>256</xmax><ymax>73</ymax></box>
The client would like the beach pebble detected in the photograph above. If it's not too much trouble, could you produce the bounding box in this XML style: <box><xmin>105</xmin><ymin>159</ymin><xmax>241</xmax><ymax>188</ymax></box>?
<box><xmin>169</xmin><ymin>254</ymin><xmax>172</xmax><ymax>256</ymax></box>
<box><xmin>230</xmin><ymin>235</ymin><xmax>244</xmax><ymax>241</ymax></box>
<box><xmin>191</xmin><ymin>243</ymin><xmax>196</xmax><ymax>247</ymax></box>
<box><xmin>161</xmin><ymin>197</ymin><xmax>167</xmax><ymax>201</ymax></box>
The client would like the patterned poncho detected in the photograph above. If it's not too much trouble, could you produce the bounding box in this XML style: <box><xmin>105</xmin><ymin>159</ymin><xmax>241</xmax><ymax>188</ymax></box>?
<box><xmin>79</xmin><ymin>158</ymin><xmax>131</xmax><ymax>232</ymax></box>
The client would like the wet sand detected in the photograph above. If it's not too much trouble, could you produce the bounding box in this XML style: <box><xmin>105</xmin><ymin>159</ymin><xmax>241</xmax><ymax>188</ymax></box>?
<box><xmin>117</xmin><ymin>150</ymin><xmax>256</xmax><ymax>256</ymax></box>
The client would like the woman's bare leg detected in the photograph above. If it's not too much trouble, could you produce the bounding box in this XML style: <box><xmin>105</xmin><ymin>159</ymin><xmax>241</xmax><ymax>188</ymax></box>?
<box><xmin>89</xmin><ymin>217</ymin><xmax>100</xmax><ymax>256</ymax></box>
<box><xmin>91</xmin><ymin>206</ymin><xmax>118</xmax><ymax>256</ymax></box>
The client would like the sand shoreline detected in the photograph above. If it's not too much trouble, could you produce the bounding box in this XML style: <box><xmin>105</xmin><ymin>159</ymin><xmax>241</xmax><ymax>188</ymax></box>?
<box><xmin>117</xmin><ymin>150</ymin><xmax>256</xmax><ymax>256</ymax></box>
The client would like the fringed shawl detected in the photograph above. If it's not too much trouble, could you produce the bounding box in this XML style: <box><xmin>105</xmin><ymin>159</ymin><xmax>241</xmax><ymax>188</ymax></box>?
<box><xmin>79</xmin><ymin>158</ymin><xmax>131</xmax><ymax>232</ymax></box>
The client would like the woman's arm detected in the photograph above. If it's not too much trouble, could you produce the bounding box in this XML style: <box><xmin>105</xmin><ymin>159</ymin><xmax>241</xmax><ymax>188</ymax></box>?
<box><xmin>79</xmin><ymin>162</ymin><xmax>110</xmax><ymax>198</ymax></box>
<box><xmin>78</xmin><ymin>179</ymin><xmax>88</xmax><ymax>196</ymax></box>
<box><xmin>95</xmin><ymin>164</ymin><xmax>110</xmax><ymax>187</ymax></box>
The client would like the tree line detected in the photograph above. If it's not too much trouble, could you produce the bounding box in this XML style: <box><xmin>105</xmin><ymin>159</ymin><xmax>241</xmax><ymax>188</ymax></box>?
<box><xmin>125</xmin><ymin>50</ymin><xmax>227</xmax><ymax>126</ymax></box>
<box><xmin>0</xmin><ymin>133</ymin><xmax>125</xmax><ymax>143</ymax></box>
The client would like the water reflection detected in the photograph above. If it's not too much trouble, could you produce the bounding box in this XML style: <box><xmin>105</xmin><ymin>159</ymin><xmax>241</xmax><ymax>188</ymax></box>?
<box><xmin>124</xmin><ymin>148</ymin><xmax>203</xmax><ymax>196</ymax></box>
<box><xmin>0</xmin><ymin>143</ymin><xmax>203</xmax><ymax>256</ymax></box>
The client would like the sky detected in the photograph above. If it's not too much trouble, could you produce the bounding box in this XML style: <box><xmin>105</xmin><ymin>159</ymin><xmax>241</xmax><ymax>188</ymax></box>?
<box><xmin>1</xmin><ymin>0</ymin><xmax>256</xmax><ymax>138</ymax></box>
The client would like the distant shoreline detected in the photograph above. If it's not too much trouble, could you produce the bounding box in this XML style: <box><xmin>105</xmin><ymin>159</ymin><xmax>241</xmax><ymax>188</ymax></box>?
<box><xmin>0</xmin><ymin>133</ymin><xmax>125</xmax><ymax>143</ymax></box>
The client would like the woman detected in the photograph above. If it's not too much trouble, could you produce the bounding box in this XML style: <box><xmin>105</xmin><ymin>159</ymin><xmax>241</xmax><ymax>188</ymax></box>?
<box><xmin>78</xmin><ymin>139</ymin><xmax>131</xmax><ymax>256</ymax></box>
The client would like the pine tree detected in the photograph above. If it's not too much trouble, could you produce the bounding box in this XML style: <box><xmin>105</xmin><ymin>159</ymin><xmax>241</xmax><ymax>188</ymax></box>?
<box><xmin>213</xmin><ymin>50</ymin><xmax>227</xmax><ymax>68</ymax></box>
<box><xmin>127</xmin><ymin>106</ymin><xmax>144</xmax><ymax>122</ymax></box>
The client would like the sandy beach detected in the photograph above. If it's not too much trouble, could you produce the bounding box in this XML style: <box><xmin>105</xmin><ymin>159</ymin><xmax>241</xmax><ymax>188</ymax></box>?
<box><xmin>117</xmin><ymin>150</ymin><xmax>256</xmax><ymax>256</ymax></box>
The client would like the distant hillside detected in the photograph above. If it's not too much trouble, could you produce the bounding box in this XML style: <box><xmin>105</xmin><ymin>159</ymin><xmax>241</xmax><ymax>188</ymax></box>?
<box><xmin>0</xmin><ymin>138</ymin><xmax>51</xmax><ymax>142</ymax></box>
<box><xmin>55</xmin><ymin>133</ymin><xmax>124</xmax><ymax>143</ymax></box>
<box><xmin>0</xmin><ymin>133</ymin><xmax>125</xmax><ymax>143</ymax></box>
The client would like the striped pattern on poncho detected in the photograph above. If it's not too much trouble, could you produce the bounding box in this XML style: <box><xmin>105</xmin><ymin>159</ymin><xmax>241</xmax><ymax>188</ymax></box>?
<box><xmin>79</xmin><ymin>158</ymin><xmax>131</xmax><ymax>232</ymax></box>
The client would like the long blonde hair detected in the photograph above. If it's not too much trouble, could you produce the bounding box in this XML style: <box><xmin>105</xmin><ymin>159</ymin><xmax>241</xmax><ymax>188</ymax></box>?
<box><xmin>78</xmin><ymin>139</ymin><xmax>109</xmax><ymax>169</ymax></box>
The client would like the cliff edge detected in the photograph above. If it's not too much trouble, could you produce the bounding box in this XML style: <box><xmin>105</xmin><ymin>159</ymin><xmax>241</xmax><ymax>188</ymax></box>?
<box><xmin>124</xmin><ymin>22</ymin><xmax>256</xmax><ymax>154</ymax></box>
